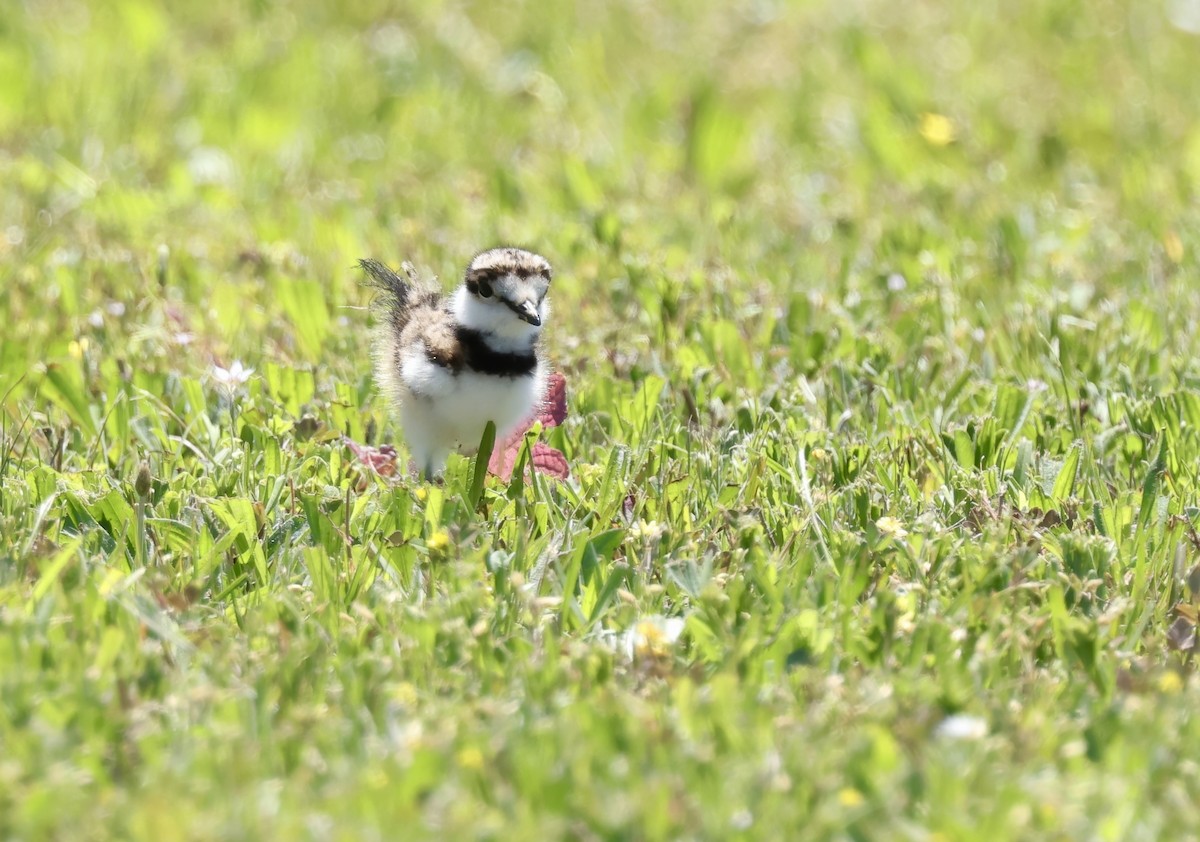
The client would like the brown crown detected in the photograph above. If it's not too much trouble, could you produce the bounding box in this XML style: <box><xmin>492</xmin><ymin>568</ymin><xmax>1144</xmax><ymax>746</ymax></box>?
<box><xmin>465</xmin><ymin>247</ymin><xmax>552</xmax><ymax>293</ymax></box>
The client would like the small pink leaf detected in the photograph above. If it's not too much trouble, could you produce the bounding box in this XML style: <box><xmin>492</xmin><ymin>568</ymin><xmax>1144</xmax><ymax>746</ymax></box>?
<box><xmin>344</xmin><ymin>437</ymin><xmax>399</xmax><ymax>477</ymax></box>
<box><xmin>531</xmin><ymin>442</ymin><xmax>569</xmax><ymax>479</ymax></box>
<box><xmin>488</xmin><ymin>371</ymin><xmax>570</xmax><ymax>480</ymax></box>
<box><xmin>539</xmin><ymin>371</ymin><xmax>567</xmax><ymax>427</ymax></box>
<box><xmin>488</xmin><ymin>440</ymin><xmax>519</xmax><ymax>481</ymax></box>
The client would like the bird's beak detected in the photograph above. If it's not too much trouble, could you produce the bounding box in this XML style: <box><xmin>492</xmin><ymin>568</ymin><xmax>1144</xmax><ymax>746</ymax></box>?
<box><xmin>517</xmin><ymin>300</ymin><xmax>542</xmax><ymax>326</ymax></box>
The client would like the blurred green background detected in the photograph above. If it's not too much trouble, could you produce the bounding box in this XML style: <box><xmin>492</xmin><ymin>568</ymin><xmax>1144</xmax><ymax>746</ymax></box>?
<box><xmin>4</xmin><ymin>0</ymin><xmax>1197</xmax><ymax>377</ymax></box>
<box><xmin>3</xmin><ymin>0</ymin><xmax>1200</xmax><ymax>839</ymax></box>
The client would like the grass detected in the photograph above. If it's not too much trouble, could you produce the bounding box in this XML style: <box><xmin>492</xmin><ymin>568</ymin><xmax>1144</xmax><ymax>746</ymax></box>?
<box><xmin>3</xmin><ymin>0</ymin><xmax>1200</xmax><ymax>838</ymax></box>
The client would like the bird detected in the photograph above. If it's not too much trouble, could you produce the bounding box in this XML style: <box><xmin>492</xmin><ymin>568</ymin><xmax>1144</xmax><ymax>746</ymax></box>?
<box><xmin>361</xmin><ymin>247</ymin><xmax>553</xmax><ymax>479</ymax></box>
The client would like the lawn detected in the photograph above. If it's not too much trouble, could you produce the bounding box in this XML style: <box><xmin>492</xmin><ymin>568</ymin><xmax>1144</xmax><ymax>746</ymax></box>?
<box><xmin>3</xmin><ymin>0</ymin><xmax>1200</xmax><ymax>839</ymax></box>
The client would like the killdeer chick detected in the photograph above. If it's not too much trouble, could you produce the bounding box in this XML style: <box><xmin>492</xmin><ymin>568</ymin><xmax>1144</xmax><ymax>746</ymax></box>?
<box><xmin>362</xmin><ymin>247</ymin><xmax>553</xmax><ymax>479</ymax></box>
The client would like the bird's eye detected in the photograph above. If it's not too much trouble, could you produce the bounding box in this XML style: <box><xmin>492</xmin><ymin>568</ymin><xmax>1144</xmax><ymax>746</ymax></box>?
<box><xmin>477</xmin><ymin>278</ymin><xmax>493</xmax><ymax>298</ymax></box>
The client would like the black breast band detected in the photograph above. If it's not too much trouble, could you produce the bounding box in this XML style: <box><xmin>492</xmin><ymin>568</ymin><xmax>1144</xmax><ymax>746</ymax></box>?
<box><xmin>439</xmin><ymin>327</ymin><xmax>536</xmax><ymax>377</ymax></box>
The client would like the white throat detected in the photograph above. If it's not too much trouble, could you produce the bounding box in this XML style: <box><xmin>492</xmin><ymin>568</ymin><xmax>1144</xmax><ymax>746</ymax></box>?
<box><xmin>450</xmin><ymin>285</ymin><xmax>547</xmax><ymax>353</ymax></box>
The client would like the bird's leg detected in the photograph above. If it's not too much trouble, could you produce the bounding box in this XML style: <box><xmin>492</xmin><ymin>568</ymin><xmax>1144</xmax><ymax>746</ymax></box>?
<box><xmin>418</xmin><ymin>448</ymin><xmax>449</xmax><ymax>484</ymax></box>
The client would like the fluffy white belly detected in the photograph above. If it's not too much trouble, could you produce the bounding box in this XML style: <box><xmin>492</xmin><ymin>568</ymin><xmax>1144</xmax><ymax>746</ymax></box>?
<box><xmin>400</xmin><ymin>354</ymin><xmax>546</xmax><ymax>455</ymax></box>
<box><xmin>436</xmin><ymin>369</ymin><xmax>544</xmax><ymax>449</ymax></box>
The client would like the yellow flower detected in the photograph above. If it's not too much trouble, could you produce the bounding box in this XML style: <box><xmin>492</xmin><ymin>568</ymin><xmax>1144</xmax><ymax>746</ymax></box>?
<box><xmin>456</xmin><ymin>746</ymin><xmax>484</xmax><ymax>771</ymax></box>
<box><xmin>68</xmin><ymin>337</ymin><xmax>90</xmax><ymax>358</ymax></box>
<box><xmin>390</xmin><ymin>682</ymin><xmax>418</xmax><ymax>706</ymax></box>
<box><xmin>636</xmin><ymin>620</ymin><xmax>668</xmax><ymax>651</ymax></box>
<box><xmin>427</xmin><ymin>530</ymin><xmax>450</xmax><ymax>553</ymax></box>
<box><xmin>1164</xmin><ymin>231</ymin><xmax>1184</xmax><ymax>263</ymax></box>
<box><xmin>413</xmin><ymin>486</ymin><xmax>428</xmax><ymax>502</ymax></box>
<box><xmin>1159</xmin><ymin>671</ymin><xmax>1183</xmax><ymax>694</ymax></box>
<box><xmin>919</xmin><ymin>112</ymin><xmax>957</xmax><ymax>146</ymax></box>
<box><xmin>875</xmin><ymin>516</ymin><xmax>908</xmax><ymax>540</ymax></box>
<box><xmin>838</xmin><ymin>787</ymin><xmax>865</xmax><ymax>807</ymax></box>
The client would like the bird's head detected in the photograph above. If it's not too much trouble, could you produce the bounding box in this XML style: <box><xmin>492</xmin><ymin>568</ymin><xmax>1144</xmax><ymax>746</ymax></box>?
<box><xmin>455</xmin><ymin>247</ymin><xmax>553</xmax><ymax>343</ymax></box>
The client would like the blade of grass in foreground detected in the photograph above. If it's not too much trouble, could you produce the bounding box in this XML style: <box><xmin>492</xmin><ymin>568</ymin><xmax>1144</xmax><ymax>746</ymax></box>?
<box><xmin>470</xmin><ymin>420</ymin><xmax>497</xmax><ymax>510</ymax></box>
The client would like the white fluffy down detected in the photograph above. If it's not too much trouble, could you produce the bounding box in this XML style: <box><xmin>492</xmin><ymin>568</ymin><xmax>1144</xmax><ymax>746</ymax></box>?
<box><xmin>395</xmin><ymin>348</ymin><xmax>546</xmax><ymax>475</ymax></box>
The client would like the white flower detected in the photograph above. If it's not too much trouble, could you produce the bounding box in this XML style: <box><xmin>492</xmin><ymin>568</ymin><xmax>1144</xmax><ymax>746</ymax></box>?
<box><xmin>187</xmin><ymin>146</ymin><xmax>235</xmax><ymax>186</ymax></box>
<box><xmin>875</xmin><ymin>516</ymin><xmax>908</xmax><ymax>539</ymax></box>
<box><xmin>629</xmin><ymin>519</ymin><xmax>666</xmax><ymax>542</ymax></box>
<box><xmin>623</xmin><ymin>615</ymin><xmax>685</xmax><ymax>659</ymax></box>
<box><xmin>1169</xmin><ymin>0</ymin><xmax>1200</xmax><ymax>33</ymax></box>
<box><xmin>600</xmin><ymin>615</ymin><xmax>686</xmax><ymax>660</ymax></box>
<box><xmin>935</xmin><ymin>714</ymin><xmax>987</xmax><ymax>741</ymax></box>
<box><xmin>212</xmin><ymin>360</ymin><xmax>254</xmax><ymax>387</ymax></box>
